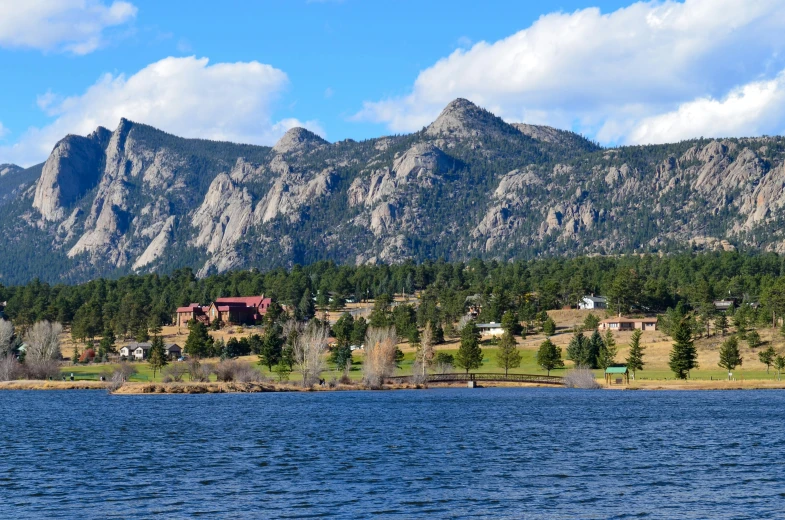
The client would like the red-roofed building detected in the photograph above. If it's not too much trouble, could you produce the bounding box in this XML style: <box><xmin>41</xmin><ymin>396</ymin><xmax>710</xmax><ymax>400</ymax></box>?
<box><xmin>175</xmin><ymin>303</ymin><xmax>209</xmax><ymax>328</ymax></box>
<box><xmin>208</xmin><ymin>296</ymin><xmax>272</xmax><ymax>325</ymax></box>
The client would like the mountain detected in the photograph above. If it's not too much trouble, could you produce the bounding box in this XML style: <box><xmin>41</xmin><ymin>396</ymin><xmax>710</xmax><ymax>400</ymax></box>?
<box><xmin>0</xmin><ymin>163</ymin><xmax>42</xmax><ymax>208</ymax></box>
<box><xmin>1</xmin><ymin>98</ymin><xmax>784</xmax><ymax>285</ymax></box>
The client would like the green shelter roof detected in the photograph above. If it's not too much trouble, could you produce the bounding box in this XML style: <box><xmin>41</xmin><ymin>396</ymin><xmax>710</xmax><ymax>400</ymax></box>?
<box><xmin>605</xmin><ymin>366</ymin><xmax>628</xmax><ymax>374</ymax></box>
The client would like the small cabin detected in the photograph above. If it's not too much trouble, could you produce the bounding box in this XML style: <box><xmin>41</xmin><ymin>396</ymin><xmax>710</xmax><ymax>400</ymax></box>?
<box><xmin>165</xmin><ymin>343</ymin><xmax>182</xmax><ymax>360</ymax></box>
<box><xmin>476</xmin><ymin>322</ymin><xmax>505</xmax><ymax>337</ymax></box>
<box><xmin>578</xmin><ymin>295</ymin><xmax>607</xmax><ymax>310</ymax></box>
<box><xmin>605</xmin><ymin>366</ymin><xmax>629</xmax><ymax>385</ymax></box>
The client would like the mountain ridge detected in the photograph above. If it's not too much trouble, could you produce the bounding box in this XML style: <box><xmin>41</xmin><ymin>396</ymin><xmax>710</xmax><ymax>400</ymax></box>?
<box><xmin>1</xmin><ymin>98</ymin><xmax>784</xmax><ymax>285</ymax></box>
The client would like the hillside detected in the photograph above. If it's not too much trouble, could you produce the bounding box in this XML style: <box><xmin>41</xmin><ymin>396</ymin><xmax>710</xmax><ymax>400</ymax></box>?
<box><xmin>1</xmin><ymin>98</ymin><xmax>785</xmax><ymax>284</ymax></box>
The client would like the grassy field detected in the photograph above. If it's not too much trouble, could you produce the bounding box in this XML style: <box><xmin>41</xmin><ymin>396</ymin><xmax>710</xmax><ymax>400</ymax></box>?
<box><xmin>59</xmin><ymin>308</ymin><xmax>785</xmax><ymax>385</ymax></box>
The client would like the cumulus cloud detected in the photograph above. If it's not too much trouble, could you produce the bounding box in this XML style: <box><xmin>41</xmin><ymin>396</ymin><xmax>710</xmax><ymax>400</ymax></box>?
<box><xmin>627</xmin><ymin>73</ymin><xmax>785</xmax><ymax>144</ymax></box>
<box><xmin>0</xmin><ymin>56</ymin><xmax>323</xmax><ymax>166</ymax></box>
<box><xmin>0</xmin><ymin>0</ymin><xmax>137</xmax><ymax>54</ymax></box>
<box><xmin>355</xmin><ymin>0</ymin><xmax>785</xmax><ymax>144</ymax></box>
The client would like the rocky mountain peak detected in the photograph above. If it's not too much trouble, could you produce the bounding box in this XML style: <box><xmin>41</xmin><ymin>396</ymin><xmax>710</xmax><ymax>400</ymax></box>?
<box><xmin>272</xmin><ymin>127</ymin><xmax>328</xmax><ymax>155</ymax></box>
<box><xmin>425</xmin><ymin>98</ymin><xmax>519</xmax><ymax>139</ymax></box>
<box><xmin>0</xmin><ymin>164</ymin><xmax>22</xmax><ymax>177</ymax></box>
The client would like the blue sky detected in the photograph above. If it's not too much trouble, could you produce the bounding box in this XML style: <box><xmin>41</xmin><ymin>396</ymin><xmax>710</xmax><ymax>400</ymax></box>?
<box><xmin>1</xmin><ymin>0</ymin><xmax>785</xmax><ymax>166</ymax></box>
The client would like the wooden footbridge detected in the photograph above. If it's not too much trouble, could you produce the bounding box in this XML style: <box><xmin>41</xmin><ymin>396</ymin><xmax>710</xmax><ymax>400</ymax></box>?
<box><xmin>387</xmin><ymin>373</ymin><xmax>564</xmax><ymax>386</ymax></box>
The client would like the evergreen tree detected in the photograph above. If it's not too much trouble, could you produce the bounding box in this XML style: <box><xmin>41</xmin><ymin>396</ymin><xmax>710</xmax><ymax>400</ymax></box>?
<box><xmin>597</xmin><ymin>330</ymin><xmax>618</xmax><ymax>370</ymax></box>
<box><xmin>258</xmin><ymin>323</ymin><xmax>283</xmax><ymax>371</ymax></box>
<box><xmin>72</xmin><ymin>344</ymin><xmax>80</xmax><ymax>365</ymax></box>
<box><xmin>495</xmin><ymin>331</ymin><xmax>521</xmax><ymax>376</ymax></box>
<box><xmin>668</xmin><ymin>319</ymin><xmax>698</xmax><ymax>379</ymax></box>
<box><xmin>715</xmin><ymin>313</ymin><xmax>728</xmax><ymax>336</ymax></box>
<box><xmin>586</xmin><ymin>330</ymin><xmax>605</xmax><ymax>369</ymax></box>
<box><xmin>582</xmin><ymin>313</ymin><xmax>600</xmax><ymax>331</ymax></box>
<box><xmin>536</xmin><ymin>338</ymin><xmax>564</xmax><ymax>375</ymax></box>
<box><xmin>184</xmin><ymin>321</ymin><xmax>212</xmax><ymax>358</ymax></box>
<box><xmin>98</xmin><ymin>329</ymin><xmax>116</xmax><ymax>361</ymax></box>
<box><xmin>330</xmin><ymin>343</ymin><xmax>353</xmax><ymax>370</ymax></box>
<box><xmin>148</xmin><ymin>315</ymin><xmax>163</xmax><ymax>336</ymax></box>
<box><xmin>455</xmin><ymin>321</ymin><xmax>483</xmax><ymax>373</ymax></box>
<box><xmin>626</xmin><ymin>329</ymin><xmax>645</xmax><ymax>378</ymax></box>
<box><xmin>566</xmin><ymin>330</ymin><xmax>590</xmax><ymax>367</ymax></box>
<box><xmin>135</xmin><ymin>326</ymin><xmax>150</xmax><ymax>343</ymax></box>
<box><xmin>718</xmin><ymin>336</ymin><xmax>742</xmax><ymax>379</ymax></box>
<box><xmin>148</xmin><ymin>335</ymin><xmax>168</xmax><ymax>378</ymax></box>
<box><xmin>746</xmin><ymin>329</ymin><xmax>761</xmax><ymax>349</ymax></box>
<box><xmin>350</xmin><ymin>317</ymin><xmax>368</xmax><ymax>346</ymax></box>
<box><xmin>542</xmin><ymin>317</ymin><xmax>556</xmax><ymax>337</ymax></box>
<box><xmin>758</xmin><ymin>345</ymin><xmax>777</xmax><ymax>374</ymax></box>
<box><xmin>774</xmin><ymin>355</ymin><xmax>785</xmax><ymax>381</ymax></box>
<box><xmin>500</xmin><ymin>311</ymin><xmax>522</xmax><ymax>336</ymax></box>
<box><xmin>332</xmin><ymin>313</ymin><xmax>355</xmax><ymax>346</ymax></box>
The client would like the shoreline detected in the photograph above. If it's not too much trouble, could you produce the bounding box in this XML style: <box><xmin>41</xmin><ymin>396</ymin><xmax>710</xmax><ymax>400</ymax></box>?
<box><xmin>2</xmin><ymin>379</ymin><xmax>785</xmax><ymax>393</ymax></box>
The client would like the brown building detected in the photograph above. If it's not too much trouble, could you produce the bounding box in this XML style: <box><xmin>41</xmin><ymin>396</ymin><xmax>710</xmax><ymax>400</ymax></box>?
<box><xmin>176</xmin><ymin>296</ymin><xmax>272</xmax><ymax>327</ymax></box>
<box><xmin>599</xmin><ymin>317</ymin><xmax>658</xmax><ymax>331</ymax></box>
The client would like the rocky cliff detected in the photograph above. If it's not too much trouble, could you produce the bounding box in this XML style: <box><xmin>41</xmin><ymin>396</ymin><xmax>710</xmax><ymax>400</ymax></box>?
<box><xmin>1</xmin><ymin>98</ymin><xmax>784</xmax><ymax>284</ymax></box>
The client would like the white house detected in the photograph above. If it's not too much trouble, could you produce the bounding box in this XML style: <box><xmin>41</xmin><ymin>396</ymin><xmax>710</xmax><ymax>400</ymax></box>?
<box><xmin>578</xmin><ymin>295</ymin><xmax>607</xmax><ymax>310</ymax></box>
<box><xmin>120</xmin><ymin>342</ymin><xmax>152</xmax><ymax>360</ymax></box>
<box><xmin>476</xmin><ymin>322</ymin><xmax>505</xmax><ymax>337</ymax></box>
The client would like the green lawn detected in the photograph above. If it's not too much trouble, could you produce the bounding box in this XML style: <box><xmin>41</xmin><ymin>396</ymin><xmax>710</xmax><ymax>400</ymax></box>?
<box><xmin>61</xmin><ymin>343</ymin><xmax>782</xmax><ymax>383</ymax></box>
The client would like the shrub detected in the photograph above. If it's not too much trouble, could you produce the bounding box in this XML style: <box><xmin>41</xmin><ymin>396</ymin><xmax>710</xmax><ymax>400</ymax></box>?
<box><xmin>188</xmin><ymin>359</ymin><xmax>212</xmax><ymax>382</ymax></box>
<box><xmin>24</xmin><ymin>359</ymin><xmax>61</xmax><ymax>380</ymax></box>
<box><xmin>564</xmin><ymin>367</ymin><xmax>601</xmax><ymax>389</ymax></box>
<box><xmin>161</xmin><ymin>363</ymin><xmax>188</xmax><ymax>382</ymax></box>
<box><xmin>234</xmin><ymin>362</ymin><xmax>264</xmax><ymax>383</ymax></box>
<box><xmin>0</xmin><ymin>355</ymin><xmax>22</xmax><ymax>381</ymax></box>
<box><xmin>117</xmin><ymin>362</ymin><xmax>137</xmax><ymax>381</ymax></box>
<box><xmin>107</xmin><ymin>371</ymin><xmax>125</xmax><ymax>392</ymax></box>
<box><xmin>362</xmin><ymin>327</ymin><xmax>398</xmax><ymax>389</ymax></box>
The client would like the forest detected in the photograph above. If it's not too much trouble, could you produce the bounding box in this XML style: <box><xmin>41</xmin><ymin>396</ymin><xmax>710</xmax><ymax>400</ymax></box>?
<box><xmin>3</xmin><ymin>251</ymin><xmax>785</xmax><ymax>344</ymax></box>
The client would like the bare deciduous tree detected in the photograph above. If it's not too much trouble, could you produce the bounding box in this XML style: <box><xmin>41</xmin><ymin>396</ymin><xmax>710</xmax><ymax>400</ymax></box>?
<box><xmin>187</xmin><ymin>359</ymin><xmax>212</xmax><ymax>382</ymax></box>
<box><xmin>0</xmin><ymin>355</ymin><xmax>22</xmax><ymax>381</ymax></box>
<box><xmin>362</xmin><ymin>327</ymin><xmax>398</xmax><ymax>389</ymax></box>
<box><xmin>0</xmin><ymin>321</ymin><xmax>15</xmax><ymax>356</ymax></box>
<box><xmin>162</xmin><ymin>363</ymin><xmax>188</xmax><ymax>382</ymax></box>
<box><xmin>414</xmin><ymin>322</ymin><xmax>435</xmax><ymax>380</ymax></box>
<box><xmin>293</xmin><ymin>324</ymin><xmax>329</xmax><ymax>386</ymax></box>
<box><xmin>24</xmin><ymin>321</ymin><xmax>63</xmax><ymax>362</ymax></box>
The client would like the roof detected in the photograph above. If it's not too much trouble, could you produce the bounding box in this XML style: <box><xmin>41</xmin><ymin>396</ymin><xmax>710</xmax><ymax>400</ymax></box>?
<box><xmin>582</xmin><ymin>296</ymin><xmax>607</xmax><ymax>303</ymax></box>
<box><xmin>214</xmin><ymin>296</ymin><xmax>266</xmax><ymax>308</ymax></box>
<box><xmin>600</xmin><ymin>317</ymin><xmax>657</xmax><ymax>323</ymax></box>
<box><xmin>476</xmin><ymin>322</ymin><xmax>504</xmax><ymax>329</ymax></box>
<box><xmin>125</xmin><ymin>342</ymin><xmax>152</xmax><ymax>350</ymax></box>
<box><xmin>605</xmin><ymin>366</ymin><xmax>629</xmax><ymax>374</ymax></box>
<box><xmin>165</xmin><ymin>343</ymin><xmax>181</xmax><ymax>351</ymax></box>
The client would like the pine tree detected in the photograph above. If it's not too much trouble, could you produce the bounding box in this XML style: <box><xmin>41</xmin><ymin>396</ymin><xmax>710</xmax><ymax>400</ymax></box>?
<box><xmin>184</xmin><ymin>321</ymin><xmax>212</xmax><ymax>358</ymax></box>
<box><xmin>536</xmin><ymin>338</ymin><xmax>564</xmax><ymax>375</ymax></box>
<box><xmin>587</xmin><ymin>330</ymin><xmax>605</xmax><ymax>369</ymax></box>
<box><xmin>626</xmin><ymin>329</ymin><xmax>645</xmax><ymax>378</ymax></box>
<box><xmin>715</xmin><ymin>313</ymin><xmax>728</xmax><ymax>336</ymax></box>
<box><xmin>669</xmin><ymin>319</ymin><xmax>698</xmax><ymax>379</ymax></box>
<box><xmin>718</xmin><ymin>336</ymin><xmax>742</xmax><ymax>379</ymax></box>
<box><xmin>542</xmin><ymin>317</ymin><xmax>556</xmax><ymax>337</ymax></box>
<box><xmin>148</xmin><ymin>335</ymin><xmax>168</xmax><ymax>379</ymax></box>
<box><xmin>774</xmin><ymin>355</ymin><xmax>785</xmax><ymax>381</ymax></box>
<box><xmin>500</xmin><ymin>311</ymin><xmax>522</xmax><ymax>336</ymax></box>
<box><xmin>258</xmin><ymin>323</ymin><xmax>283</xmax><ymax>371</ymax></box>
<box><xmin>566</xmin><ymin>330</ymin><xmax>590</xmax><ymax>368</ymax></box>
<box><xmin>455</xmin><ymin>321</ymin><xmax>483</xmax><ymax>373</ymax></box>
<box><xmin>496</xmin><ymin>331</ymin><xmax>521</xmax><ymax>376</ymax></box>
<box><xmin>597</xmin><ymin>330</ymin><xmax>618</xmax><ymax>369</ymax></box>
<box><xmin>758</xmin><ymin>345</ymin><xmax>777</xmax><ymax>374</ymax></box>
<box><xmin>98</xmin><ymin>329</ymin><xmax>116</xmax><ymax>361</ymax></box>
<box><xmin>746</xmin><ymin>329</ymin><xmax>761</xmax><ymax>349</ymax></box>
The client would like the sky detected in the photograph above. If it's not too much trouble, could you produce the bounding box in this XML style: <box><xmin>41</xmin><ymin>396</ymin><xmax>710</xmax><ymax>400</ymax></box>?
<box><xmin>1</xmin><ymin>0</ymin><xmax>785</xmax><ymax>166</ymax></box>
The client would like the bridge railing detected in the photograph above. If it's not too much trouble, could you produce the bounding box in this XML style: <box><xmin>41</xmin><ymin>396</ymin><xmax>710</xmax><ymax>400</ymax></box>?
<box><xmin>387</xmin><ymin>373</ymin><xmax>564</xmax><ymax>385</ymax></box>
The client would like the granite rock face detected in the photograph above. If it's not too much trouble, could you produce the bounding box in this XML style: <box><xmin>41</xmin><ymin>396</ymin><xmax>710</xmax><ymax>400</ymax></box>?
<box><xmin>3</xmin><ymin>98</ymin><xmax>785</xmax><ymax>284</ymax></box>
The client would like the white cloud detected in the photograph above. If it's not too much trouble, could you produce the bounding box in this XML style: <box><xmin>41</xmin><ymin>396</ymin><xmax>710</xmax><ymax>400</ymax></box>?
<box><xmin>0</xmin><ymin>56</ymin><xmax>324</xmax><ymax>166</ymax></box>
<box><xmin>355</xmin><ymin>0</ymin><xmax>785</xmax><ymax>144</ymax></box>
<box><xmin>626</xmin><ymin>73</ymin><xmax>785</xmax><ymax>144</ymax></box>
<box><xmin>0</xmin><ymin>0</ymin><xmax>137</xmax><ymax>54</ymax></box>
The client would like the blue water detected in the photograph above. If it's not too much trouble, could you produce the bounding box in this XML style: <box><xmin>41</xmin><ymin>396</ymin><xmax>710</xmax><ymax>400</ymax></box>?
<box><xmin>1</xmin><ymin>388</ymin><xmax>784</xmax><ymax>519</ymax></box>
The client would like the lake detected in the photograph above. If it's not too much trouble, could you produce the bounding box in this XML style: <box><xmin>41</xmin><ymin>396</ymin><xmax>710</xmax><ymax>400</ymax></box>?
<box><xmin>1</xmin><ymin>388</ymin><xmax>784</xmax><ymax>519</ymax></box>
